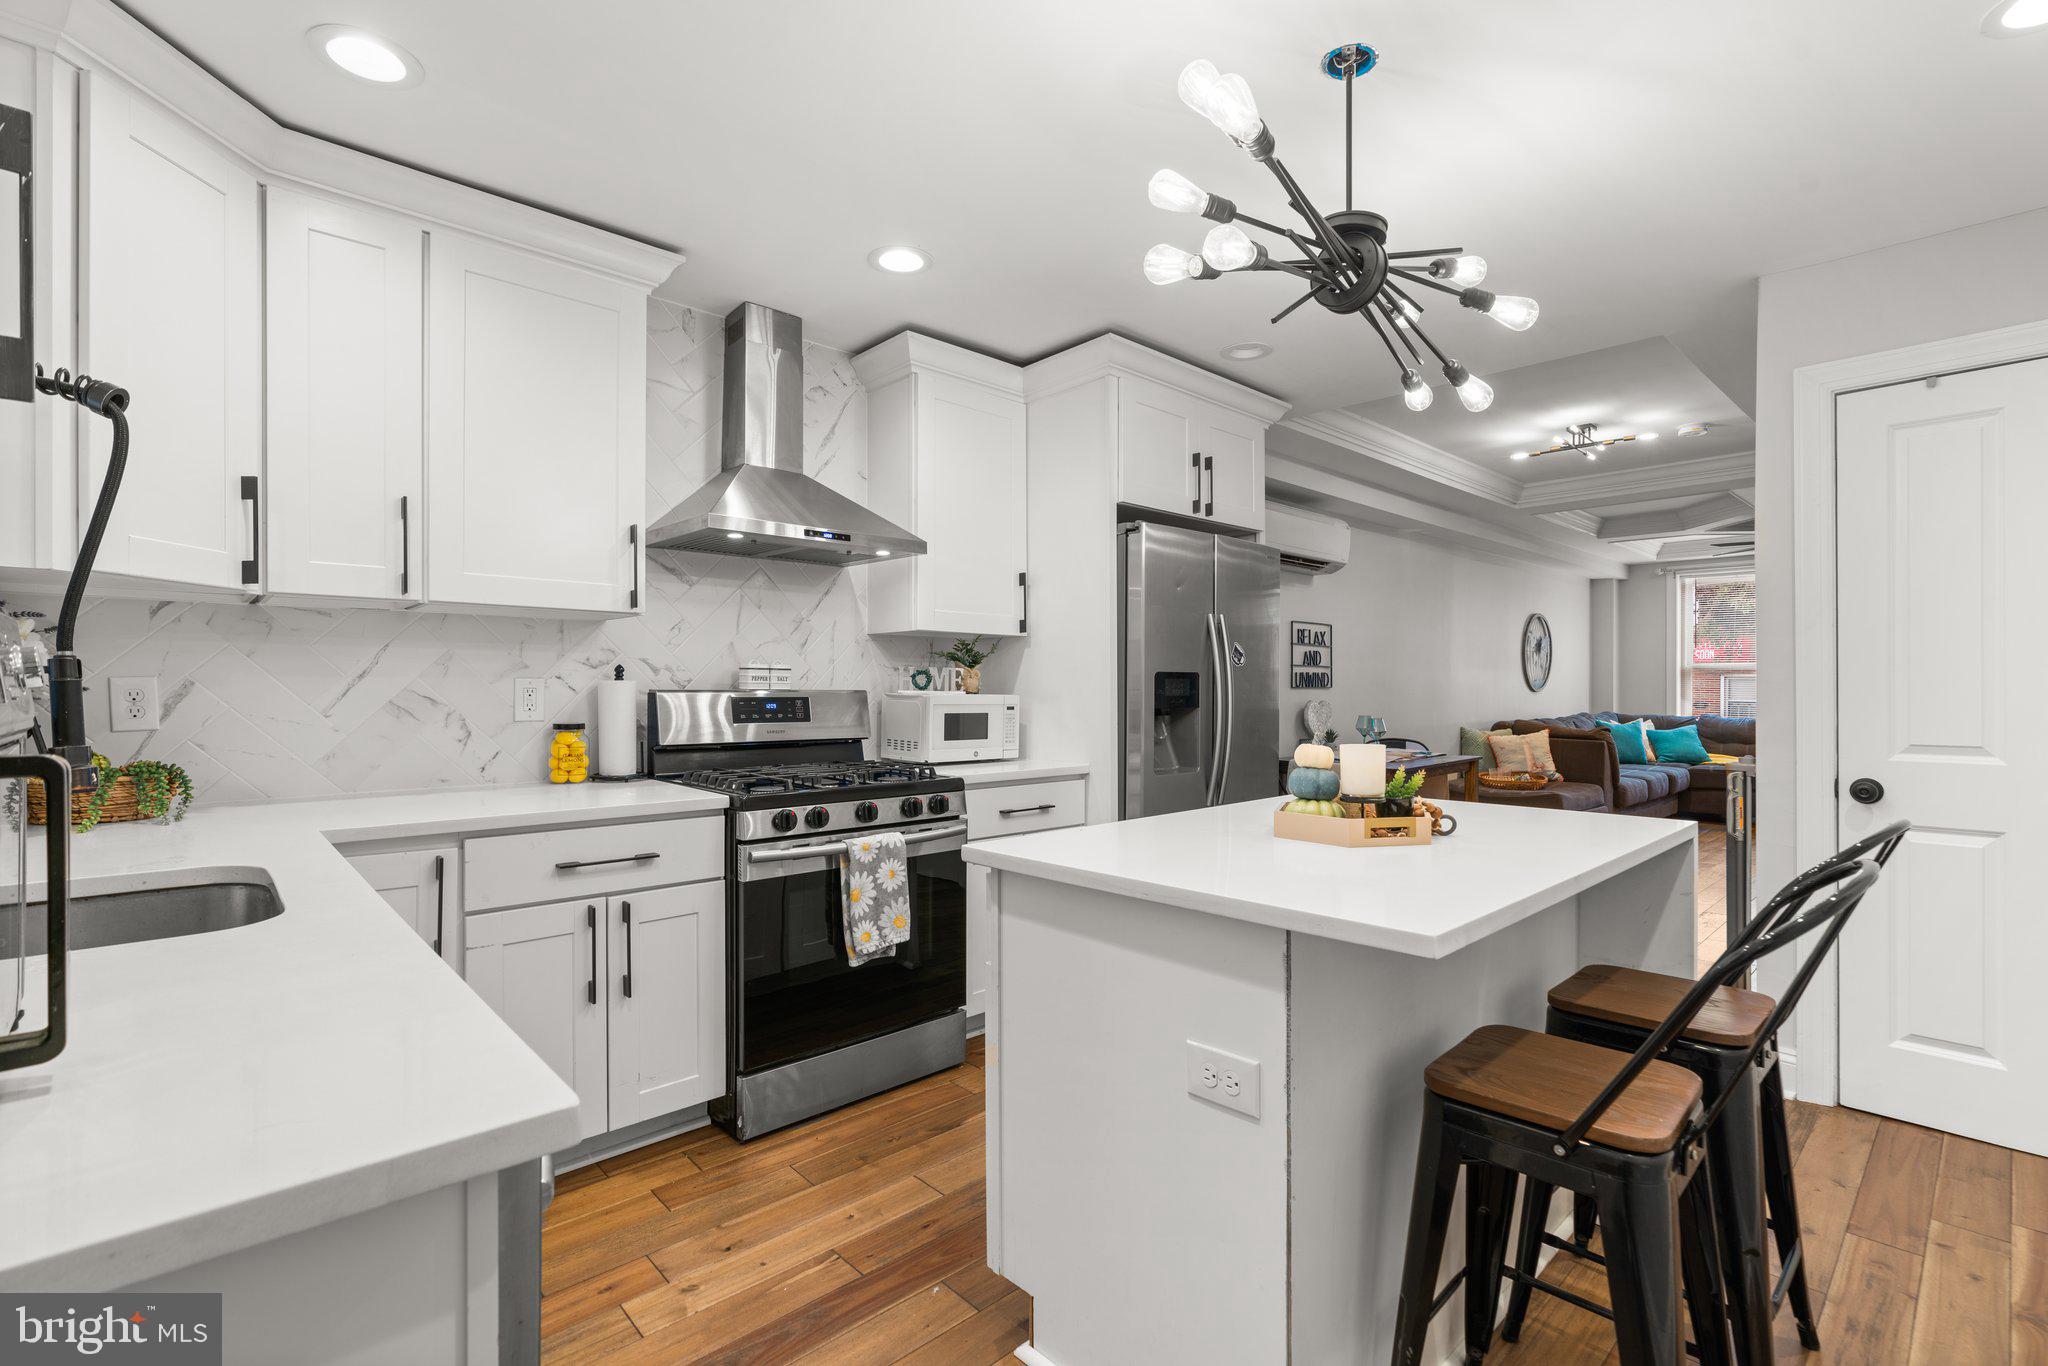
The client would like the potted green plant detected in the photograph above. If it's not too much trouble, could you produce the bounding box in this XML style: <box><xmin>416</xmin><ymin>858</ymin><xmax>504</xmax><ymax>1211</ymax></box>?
<box><xmin>939</xmin><ymin>636</ymin><xmax>998</xmax><ymax>694</ymax></box>
<box><xmin>1376</xmin><ymin>766</ymin><xmax>1425</xmax><ymax>818</ymax></box>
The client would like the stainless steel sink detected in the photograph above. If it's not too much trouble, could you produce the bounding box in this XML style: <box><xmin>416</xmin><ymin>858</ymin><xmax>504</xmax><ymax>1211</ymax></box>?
<box><xmin>6</xmin><ymin>878</ymin><xmax>281</xmax><ymax>954</ymax></box>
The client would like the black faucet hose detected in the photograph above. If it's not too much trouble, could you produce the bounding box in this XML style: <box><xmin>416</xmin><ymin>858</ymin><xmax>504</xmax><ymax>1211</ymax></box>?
<box><xmin>53</xmin><ymin>386</ymin><xmax>128</xmax><ymax>656</ymax></box>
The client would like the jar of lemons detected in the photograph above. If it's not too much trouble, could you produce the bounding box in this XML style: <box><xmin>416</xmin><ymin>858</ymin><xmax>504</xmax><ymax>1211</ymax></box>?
<box><xmin>549</xmin><ymin>723</ymin><xmax>589</xmax><ymax>784</ymax></box>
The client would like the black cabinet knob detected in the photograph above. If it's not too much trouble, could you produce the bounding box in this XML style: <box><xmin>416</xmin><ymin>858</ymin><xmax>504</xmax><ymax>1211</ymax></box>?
<box><xmin>804</xmin><ymin>806</ymin><xmax>831</xmax><ymax>829</ymax></box>
<box><xmin>900</xmin><ymin>796</ymin><xmax>924</xmax><ymax>818</ymax></box>
<box><xmin>771</xmin><ymin>808</ymin><xmax>798</xmax><ymax>832</ymax></box>
<box><xmin>1848</xmin><ymin>777</ymin><xmax>1885</xmax><ymax>805</ymax></box>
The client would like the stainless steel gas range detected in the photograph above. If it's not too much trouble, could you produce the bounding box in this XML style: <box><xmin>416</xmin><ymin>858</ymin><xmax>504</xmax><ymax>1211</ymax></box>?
<box><xmin>646</xmin><ymin>689</ymin><xmax>967</xmax><ymax>1141</ymax></box>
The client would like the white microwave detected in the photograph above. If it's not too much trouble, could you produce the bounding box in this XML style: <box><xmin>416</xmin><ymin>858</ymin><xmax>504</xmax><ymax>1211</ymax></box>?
<box><xmin>879</xmin><ymin>692</ymin><xmax>1020</xmax><ymax>764</ymax></box>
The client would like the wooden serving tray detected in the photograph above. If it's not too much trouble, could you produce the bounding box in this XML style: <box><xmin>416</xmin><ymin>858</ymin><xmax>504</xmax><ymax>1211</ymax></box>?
<box><xmin>1273</xmin><ymin>806</ymin><xmax>1433</xmax><ymax>847</ymax></box>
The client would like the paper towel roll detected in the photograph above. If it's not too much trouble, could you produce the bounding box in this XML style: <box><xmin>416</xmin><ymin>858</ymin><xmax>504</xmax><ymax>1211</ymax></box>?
<box><xmin>596</xmin><ymin>667</ymin><xmax>637</xmax><ymax>777</ymax></box>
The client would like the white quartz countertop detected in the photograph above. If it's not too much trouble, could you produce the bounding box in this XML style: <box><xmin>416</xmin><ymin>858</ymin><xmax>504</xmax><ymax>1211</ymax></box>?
<box><xmin>936</xmin><ymin>758</ymin><xmax>1089</xmax><ymax>788</ymax></box>
<box><xmin>0</xmin><ymin>781</ymin><xmax>726</xmax><ymax>1289</ymax></box>
<box><xmin>963</xmin><ymin>798</ymin><xmax>1694</xmax><ymax>958</ymax></box>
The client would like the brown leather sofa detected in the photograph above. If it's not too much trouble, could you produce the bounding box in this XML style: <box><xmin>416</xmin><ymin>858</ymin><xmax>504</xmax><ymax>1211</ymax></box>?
<box><xmin>1487</xmin><ymin>711</ymin><xmax>1756</xmax><ymax>820</ymax></box>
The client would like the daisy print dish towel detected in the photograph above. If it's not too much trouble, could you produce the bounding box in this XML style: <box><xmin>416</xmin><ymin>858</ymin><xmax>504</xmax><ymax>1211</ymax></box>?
<box><xmin>839</xmin><ymin>829</ymin><xmax>912</xmax><ymax>965</ymax></box>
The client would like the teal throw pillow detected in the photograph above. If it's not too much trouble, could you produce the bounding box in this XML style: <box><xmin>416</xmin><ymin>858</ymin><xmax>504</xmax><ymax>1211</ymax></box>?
<box><xmin>1648</xmin><ymin>723</ymin><xmax>1711</xmax><ymax>765</ymax></box>
<box><xmin>1596</xmin><ymin>717</ymin><xmax>1653</xmax><ymax>764</ymax></box>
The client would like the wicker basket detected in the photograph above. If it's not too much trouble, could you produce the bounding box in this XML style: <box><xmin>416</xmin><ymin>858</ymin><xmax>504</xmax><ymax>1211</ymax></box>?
<box><xmin>25</xmin><ymin>772</ymin><xmax>183</xmax><ymax>829</ymax></box>
<box><xmin>1478</xmin><ymin>769</ymin><xmax>1553</xmax><ymax>791</ymax></box>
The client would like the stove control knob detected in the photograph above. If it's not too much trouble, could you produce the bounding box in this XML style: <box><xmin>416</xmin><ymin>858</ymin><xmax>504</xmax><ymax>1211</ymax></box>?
<box><xmin>854</xmin><ymin>800</ymin><xmax>879</xmax><ymax>823</ymax></box>
<box><xmin>926</xmin><ymin>794</ymin><xmax>951</xmax><ymax>816</ymax></box>
<box><xmin>771</xmin><ymin>808</ymin><xmax>798</xmax><ymax>833</ymax></box>
<box><xmin>804</xmin><ymin>806</ymin><xmax>831</xmax><ymax>829</ymax></box>
<box><xmin>899</xmin><ymin>796</ymin><xmax>925</xmax><ymax>819</ymax></box>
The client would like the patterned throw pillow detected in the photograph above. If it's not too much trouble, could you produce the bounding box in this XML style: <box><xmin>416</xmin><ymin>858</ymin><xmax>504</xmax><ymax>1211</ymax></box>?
<box><xmin>1487</xmin><ymin>729</ymin><xmax>1559</xmax><ymax>775</ymax></box>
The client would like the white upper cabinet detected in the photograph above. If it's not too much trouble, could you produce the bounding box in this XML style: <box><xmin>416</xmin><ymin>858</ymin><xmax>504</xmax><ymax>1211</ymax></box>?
<box><xmin>80</xmin><ymin>75</ymin><xmax>260</xmax><ymax>590</ymax></box>
<box><xmin>426</xmin><ymin>233</ymin><xmax>646</xmax><ymax>614</ymax></box>
<box><xmin>606</xmin><ymin>881</ymin><xmax>726</xmax><ymax>1129</ymax></box>
<box><xmin>856</xmin><ymin>334</ymin><xmax>1028</xmax><ymax>637</ymax></box>
<box><xmin>1115</xmin><ymin>374</ymin><xmax>1267</xmax><ymax>532</ymax></box>
<box><xmin>265</xmin><ymin>190</ymin><xmax>424</xmax><ymax>602</ymax></box>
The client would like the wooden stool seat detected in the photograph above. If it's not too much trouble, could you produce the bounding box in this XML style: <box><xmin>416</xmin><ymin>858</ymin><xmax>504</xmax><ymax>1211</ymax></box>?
<box><xmin>1425</xmin><ymin>1025</ymin><xmax>1703</xmax><ymax>1155</ymax></box>
<box><xmin>1550</xmin><ymin>964</ymin><xmax>1776</xmax><ymax>1048</ymax></box>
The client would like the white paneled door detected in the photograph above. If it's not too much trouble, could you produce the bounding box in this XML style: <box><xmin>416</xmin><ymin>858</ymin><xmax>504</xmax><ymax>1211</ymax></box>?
<box><xmin>1835</xmin><ymin>357</ymin><xmax>2048</xmax><ymax>1155</ymax></box>
<box><xmin>465</xmin><ymin>898</ymin><xmax>609</xmax><ymax>1141</ymax></box>
<box><xmin>606</xmin><ymin>882</ymin><xmax>725</xmax><ymax>1129</ymax></box>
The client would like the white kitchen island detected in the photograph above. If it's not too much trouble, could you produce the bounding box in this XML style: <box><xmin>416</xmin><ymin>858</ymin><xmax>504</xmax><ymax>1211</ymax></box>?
<box><xmin>962</xmin><ymin>797</ymin><xmax>1696</xmax><ymax>1366</ymax></box>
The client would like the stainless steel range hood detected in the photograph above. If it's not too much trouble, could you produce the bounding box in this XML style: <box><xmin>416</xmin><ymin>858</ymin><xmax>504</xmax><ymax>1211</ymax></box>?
<box><xmin>646</xmin><ymin>303</ymin><xmax>924</xmax><ymax>566</ymax></box>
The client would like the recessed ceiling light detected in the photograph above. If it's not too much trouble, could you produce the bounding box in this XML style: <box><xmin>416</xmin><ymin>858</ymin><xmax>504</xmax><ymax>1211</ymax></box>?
<box><xmin>1220</xmin><ymin>342</ymin><xmax>1272</xmax><ymax>361</ymax></box>
<box><xmin>1983</xmin><ymin>0</ymin><xmax>2048</xmax><ymax>35</ymax></box>
<box><xmin>869</xmin><ymin>246</ymin><xmax>929</xmax><ymax>274</ymax></box>
<box><xmin>1676</xmin><ymin>422</ymin><xmax>1713</xmax><ymax>438</ymax></box>
<box><xmin>306</xmin><ymin>26</ymin><xmax>423</xmax><ymax>86</ymax></box>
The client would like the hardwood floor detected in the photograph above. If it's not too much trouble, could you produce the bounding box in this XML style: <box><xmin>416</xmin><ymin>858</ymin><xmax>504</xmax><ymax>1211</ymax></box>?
<box><xmin>540</xmin><ymin>1035</ymin><xmax>1026</xmax><ymax>1365</ymax></box>
<box><xmin>1697</xmin><ymin>822</ymin><xmax>1730</xmax><ymax>974</ymax></box>
<box><xmin>1485</xmin><ymin>1103</ymin><xmax>2048</xmax><ymax>1364</ymax></box>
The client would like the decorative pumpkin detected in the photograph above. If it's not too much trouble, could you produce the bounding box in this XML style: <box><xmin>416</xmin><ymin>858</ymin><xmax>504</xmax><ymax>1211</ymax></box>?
<box><xmin>1287</xmin><ymin>764</ymin><xmax>1341</xmax><ymax>801</ymax></box>
<box><xmin>1292</xmin><ymin>742</ymin><xmax>1335</xmax><ymax>770</ymax></box>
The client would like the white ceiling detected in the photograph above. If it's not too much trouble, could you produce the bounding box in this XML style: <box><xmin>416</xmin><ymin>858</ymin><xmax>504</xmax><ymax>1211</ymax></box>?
<box><xmin>122</xmin><ymin>0</ymin><xmax>2048</xmax><ymax>418</ymax></box>
<box><xmin>1344</xmin><ymin>336</ymin><xmax>1754</xmax><ymax>482</ymax></box>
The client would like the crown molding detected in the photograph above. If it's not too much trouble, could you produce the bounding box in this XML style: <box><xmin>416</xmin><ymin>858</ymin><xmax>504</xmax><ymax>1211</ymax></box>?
<box><xmin>1275</xmin><ymin>408</ymin><xmax>1523</xmax><ymax>506</ymax></box>
<box><xmin>1541</xmin><ymin>509</ymin><xmax>1603</xmax><ymax>536</ymax></box>
<box><xmin>850</xmin><ymin>331</ymin><xmax>1025</xmax><ymax>397</ymax></box>
<box><xmin>0</xmin><ymin>0</ymin><xmax>684</xmax><ymax>289</ymax></box>
<box><xmin>1512</xmin><ymin>452</ymin><xmax>1757</xmax><ymax>512</ymax></box>
<box><xmin>1021</xmin><ymin>333</ymin><xmax>1291</xmax><ymax>422</ymax></box>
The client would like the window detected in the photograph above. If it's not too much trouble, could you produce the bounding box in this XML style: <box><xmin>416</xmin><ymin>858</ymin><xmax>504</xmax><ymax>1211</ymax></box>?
<box><xmin>1679</xmin><ymin>572</ymin><xmax>1756</xmax><ymax>717</ymax></box>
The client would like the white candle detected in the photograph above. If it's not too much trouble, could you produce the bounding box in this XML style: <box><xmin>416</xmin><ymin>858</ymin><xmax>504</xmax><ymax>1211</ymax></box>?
<box><xmin>1340</xmin><ymin>743</ymin><xmax>1386</xmax><ymax>798</ymax></box>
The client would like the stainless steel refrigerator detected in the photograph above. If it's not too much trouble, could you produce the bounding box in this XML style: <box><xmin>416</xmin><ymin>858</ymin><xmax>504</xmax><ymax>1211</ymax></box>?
<box><xmin>1119</xmin><ymin>521</ymin><xmax>1281</xmax><ymax>819</ymax></box>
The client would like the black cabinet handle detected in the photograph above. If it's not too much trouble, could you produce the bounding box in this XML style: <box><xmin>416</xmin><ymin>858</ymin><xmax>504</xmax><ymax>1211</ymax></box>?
<box><xmin>554</xmin><ymin>852</ymin><xmax>660</xmax><ymax>871</ymax></box>
<box><xmin>628</xmin><ymin>523</ymin><xmax>641</xmax><ymax>610</ymax></box>
<box><xmin>399</xmin><ymin>495</ymin><xmax>410</xmax><ymax>597</ymax></box>
<box><xmin>1203</xmin><ymin>454</ymin><xmax>1214</xmax><ymax>517</ymax></box>
<box><xmin>620</xmin><ymin>901</ymin><xmax>633</xmax><ymax>999</ymax></box>
<box><xmin>432</xmin><ymin>853</ymin><xmax>445</xmax><ymax>956</ymax></box>
<box><xmin>586</xmin><ymin>905</ymin><xmax>597</xmax><ymax>1005</ymax></box>
<box><xmin>240</xmin><ymin>475</ymin><xmax>259</xmax><ymax>585</ymax></box>
<box><xmin>998</xmin><ymin>803</ymin><xmax>1056</xmax><ymax>817</ymax></box>
<box><xmin>1018</xmin><ymin>570</ymin><xmax>1027</xmax><ymax>635</ymax></box>
<box><xmin>1848</xmin><ymin>777</ymin><xmax>1885</xmax><ymax>805</ymax></box>
<box><xmin>1190</xmin><ymin>451</ymin><xmax>1201</xmax><ymax>513</ymax></box>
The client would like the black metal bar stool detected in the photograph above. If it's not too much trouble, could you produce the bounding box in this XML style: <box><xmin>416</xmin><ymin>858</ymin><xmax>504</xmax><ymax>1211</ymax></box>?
<box><xmin>1501</xmin><ymin>821</ymin><xmax>1909</xmax><ymax>1365</ymax></box>
<box><xmin>1389</xmin><ymin>858</ymin><xmax>1884</xmax><ymax>1366</ymax></box>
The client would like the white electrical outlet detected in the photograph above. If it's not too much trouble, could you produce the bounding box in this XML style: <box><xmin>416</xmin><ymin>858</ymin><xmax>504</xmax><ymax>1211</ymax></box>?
<box><xmin>108</xmin><ymin>676</ymin><xmax>160</xmax><ymax>731</ymax></box>
<box><xmin>1186</xmin><ymin>1040</ymin><xmax>1262</xmax><ymax>1119</ymax></box>
<box><xmin>514</xmin><ymin>678</ymin><xmax>545</xmax><ymax>722</ymax></box>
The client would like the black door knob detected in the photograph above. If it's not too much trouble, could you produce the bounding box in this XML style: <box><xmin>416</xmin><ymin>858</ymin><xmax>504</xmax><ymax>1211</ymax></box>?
<box><xmin>1848</xmin><ymin>777</ymin><xmax>1885</xmax><ymax>805</ymax></box>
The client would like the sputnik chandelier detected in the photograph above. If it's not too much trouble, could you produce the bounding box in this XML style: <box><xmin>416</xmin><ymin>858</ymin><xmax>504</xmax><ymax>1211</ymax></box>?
<box><xmin>1513</xmin><ymin>423</ymin><xmax>1659</xmax><ymax>462</ymax></box>
<box><xmin>1144</xmin><ymin>43</ymin><xmax>1537</xmax><ymax>414</ymax></box>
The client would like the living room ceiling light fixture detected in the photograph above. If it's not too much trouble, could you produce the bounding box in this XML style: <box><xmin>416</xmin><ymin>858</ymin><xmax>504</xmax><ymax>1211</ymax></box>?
<box><xmin>1983</xmin><ymin>0</ymin><xmax>2048</xmax><ymax>35</ymax></box>
<box><xmin>1142</xmin><ymin>43</ymin><xmax>1536</xmax><ymax>414</ymax></box>
<box><xmin>868</xmin><ymin>246</ymin><xmax>929</xmax><ymax>274</ymax></box>
<box><xmin>1676</xmin><ymin>422</ymin><xmax>1713</xmax><ymax>438</ymax></box>
<box><xmin>1220</xmin><ymin>341</ymin><xmax>1273</xmax><ymax>361</ymax></box>
<box><xmin>1511</xmin><ymin>423</ymin><xmax>1654</xmax><ymax>462</ymax></box>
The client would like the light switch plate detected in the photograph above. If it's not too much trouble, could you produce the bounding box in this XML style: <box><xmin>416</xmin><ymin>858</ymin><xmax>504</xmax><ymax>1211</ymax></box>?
<box><xmin>514</xmin><ymin>678</ymin><xmax>545</xmax><ymax>722</ymax></box>
<box><xmin>1186</xmin><ymin>1040</ymin><xmax>1262</xmax><ymax>1120</ymax></box>
<box><xmin>109</xmin><ymin>676</ymin><xmax>160</xmax><ymax>731</ymax></box>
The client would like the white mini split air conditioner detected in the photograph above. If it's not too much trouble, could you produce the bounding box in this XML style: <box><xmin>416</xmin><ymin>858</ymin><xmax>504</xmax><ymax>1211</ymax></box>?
<box><xmin>1261</xmin><ymin>503</ymin><xmax>1350</xmax><ymax>574</ymax></box>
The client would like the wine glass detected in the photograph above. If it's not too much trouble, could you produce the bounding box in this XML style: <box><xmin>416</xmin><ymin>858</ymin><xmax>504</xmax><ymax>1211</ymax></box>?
<box><xmin>1357</xmin><ymin>715</ymin><xmax>1385</xmax><ymax>743</ymax></box>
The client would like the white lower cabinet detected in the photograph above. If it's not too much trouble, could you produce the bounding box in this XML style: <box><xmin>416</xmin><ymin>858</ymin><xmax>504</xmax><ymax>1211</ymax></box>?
<box><xmin>464</xmin><ymin>898</ymin><xmax>611</xmax><ymax>1142</ymax></box>
<box><xmin>346</xmin><ymin>846</ymin><xmax>460</xmax><ymax>970</ymax></box>
<box><xmin>961</xmin><ymin>777</ymin><xmax>1088</xmax><ymax>1021</ymax></box>
<box><xmin>606</xmin><ymin>882</ymin><xmax>726</xmax><ymax>1130</ymax></box>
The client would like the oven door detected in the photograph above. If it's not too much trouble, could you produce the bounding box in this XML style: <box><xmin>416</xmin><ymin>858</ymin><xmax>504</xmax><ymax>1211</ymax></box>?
<box><xmin>733</xmin><ymin>822</ymin><xmax>966</xmax><ymax>1076</ymax></box>
<box><xmin>1</xmin><ymin>751</ymin><xmax>70</xmax><ymax>1073</ymax></box>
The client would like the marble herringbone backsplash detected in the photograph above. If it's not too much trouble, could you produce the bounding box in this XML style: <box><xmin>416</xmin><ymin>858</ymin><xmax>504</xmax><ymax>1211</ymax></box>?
<box><xmin>19</xmin><ymin>299</ymin><xmax>926</xmax><ymax>803</ymax></box>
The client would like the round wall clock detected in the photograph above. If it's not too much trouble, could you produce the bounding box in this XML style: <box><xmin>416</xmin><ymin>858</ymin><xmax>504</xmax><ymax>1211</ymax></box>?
<box><xmin>1521</xmin><ymin>613</ymin><xmax>1553</xmax><ymax>692</ymax></box>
